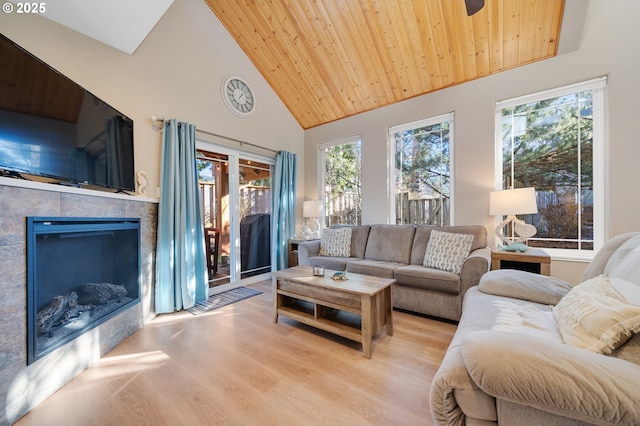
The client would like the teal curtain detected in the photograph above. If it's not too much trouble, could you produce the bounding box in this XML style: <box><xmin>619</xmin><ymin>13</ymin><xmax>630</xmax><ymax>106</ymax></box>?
<box><xmin>155</xmin><ymin>119</ymin><xmax>208</xmax><ymax>313</ymax></box>
<box><xmin>271</xmin><ymin>151</ymin><xmax>297</xmax><ymax>270</ymax></box>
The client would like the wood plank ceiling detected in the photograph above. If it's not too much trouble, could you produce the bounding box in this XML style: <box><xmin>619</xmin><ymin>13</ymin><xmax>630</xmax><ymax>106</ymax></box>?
<box><xmin>205</xmin><ymin>0</ymin><xmax>565</xmax><ymax>129</ymax></box>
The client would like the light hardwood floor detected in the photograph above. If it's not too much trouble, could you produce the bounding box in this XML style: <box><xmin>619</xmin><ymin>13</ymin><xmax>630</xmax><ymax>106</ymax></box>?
<box><xmin>15</xmin><ymin>280</ymin><xmax>456</xmax><ymax>426</ymax></box>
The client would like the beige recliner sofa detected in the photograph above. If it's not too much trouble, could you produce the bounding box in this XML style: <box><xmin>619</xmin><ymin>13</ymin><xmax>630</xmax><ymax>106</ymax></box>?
<box><xmin>297</xmin><ymin>224</ymin><xmax>491</xmax><ymax>321</ymax></box>
<box><xmin>430</xmin><ymin>232</ymin><xmax>640</xmax><ymax>425</ymax></box>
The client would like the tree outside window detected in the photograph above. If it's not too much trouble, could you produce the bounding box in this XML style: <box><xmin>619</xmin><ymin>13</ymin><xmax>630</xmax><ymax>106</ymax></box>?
<box><xmin>390</xmin><ymin>114</ymin><xmax>452</xmax><ymax>226</ymax></box>
<box><xmin>322</xmin><ymin>139</ymin><xmax>361</xmax><ymax>226</ymax></box>
<box><xmin>498</xmin><ymin>78</ymin><xmax>606</xmax><ymax>252</ymax></box>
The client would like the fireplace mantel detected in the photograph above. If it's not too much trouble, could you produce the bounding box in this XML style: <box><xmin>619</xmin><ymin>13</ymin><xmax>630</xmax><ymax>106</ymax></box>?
<box><xmin>0</xmin><ymin>175</ymin><xmax>159</xmax><ymax>203</ymax></box>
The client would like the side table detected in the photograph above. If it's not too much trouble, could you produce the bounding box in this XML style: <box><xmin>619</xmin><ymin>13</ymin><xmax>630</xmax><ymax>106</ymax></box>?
<box><xmin>491</xmin><ymin>248</ymin><xmax>551</xmax><ymax>276</ymax></box>
<box><xmin>288</xmin><ymin>238</ymin><xmax>318</xmax><ymax>267</ymax></box>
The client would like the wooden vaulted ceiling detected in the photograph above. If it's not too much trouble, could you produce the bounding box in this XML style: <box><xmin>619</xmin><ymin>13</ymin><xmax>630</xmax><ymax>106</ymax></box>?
<box><xmin>205</xmin><ymin>0</ymin><xmax>565</xmax><ymax>129</ymax></box>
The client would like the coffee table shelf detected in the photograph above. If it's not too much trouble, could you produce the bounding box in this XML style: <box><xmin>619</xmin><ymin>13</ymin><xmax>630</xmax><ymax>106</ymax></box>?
<box><xmin>278</xmin><ymin>289</ymin><xmax>362</xmax><ymax>315</ymax></box>
<box><xmin>278</xmin><ymin>305</ymin><xmax>362</xmax><ymax>342</ymax></box>
<box><xmin>272</xmin><ymin>266</ymin><xmax>394</xmax><ymax>358</ymax></box>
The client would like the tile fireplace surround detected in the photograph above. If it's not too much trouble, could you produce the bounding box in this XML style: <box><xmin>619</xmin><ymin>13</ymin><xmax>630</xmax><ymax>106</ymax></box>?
<box><xmin>0</xmin><ymin>180</ymin><xmax>158</xmax><ymax>425</ymax></box>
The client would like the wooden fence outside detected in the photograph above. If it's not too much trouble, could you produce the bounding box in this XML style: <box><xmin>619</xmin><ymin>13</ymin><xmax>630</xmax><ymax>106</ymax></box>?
<box><xmin>395</xmin><ymin>193</ymin><xmax>450</xmax><ymax>226</ymax></box>
<box><xmin>324</xmin><ymin>191</ymin><xmax>361</xmax><ymax>225</ymax></box>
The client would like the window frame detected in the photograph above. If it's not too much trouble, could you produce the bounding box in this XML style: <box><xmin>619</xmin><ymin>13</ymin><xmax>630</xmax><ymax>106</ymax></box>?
<box><xmin>388</xmin><ymin>112</ymin><xmax>455</xmax><ymax>226</ymax></box>
<box><xmin>494</xmin><ymin>77</ymin><xmax>608</xmax><ymax>261</ymax></box>
<box><xmin>318</xmin><ymin>134</ymin><xmax>362</xmax><ymax>226</ymax></box>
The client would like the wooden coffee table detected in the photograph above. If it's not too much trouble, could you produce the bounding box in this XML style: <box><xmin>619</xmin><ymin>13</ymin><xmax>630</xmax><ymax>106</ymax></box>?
<box><xmin>272</xmin><ymin>266</ymin><xmax>394</xmax><ymax>358</ymax></box>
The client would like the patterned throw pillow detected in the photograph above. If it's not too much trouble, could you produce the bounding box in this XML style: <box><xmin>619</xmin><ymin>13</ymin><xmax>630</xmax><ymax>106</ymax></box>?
<box><xmin>553</xmin><ymin>274</ymin><xmax>640</xmax><ymax>354</ymax></box>
<box><xmin>423</xmin><ymin>230</ymin><xmax>474</xmax><ymax>274</ymax></box>
<box><xmin>319</xmin><ymin>227</ymin><xmax>352</xmax><ymax>257</ymax></box>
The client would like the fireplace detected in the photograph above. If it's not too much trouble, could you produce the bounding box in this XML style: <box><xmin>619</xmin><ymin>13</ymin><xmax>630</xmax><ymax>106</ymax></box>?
<box><xmin>26</xmin><ymin>217</ymin><xmax>141</xmax><ymax>364</ymax></box>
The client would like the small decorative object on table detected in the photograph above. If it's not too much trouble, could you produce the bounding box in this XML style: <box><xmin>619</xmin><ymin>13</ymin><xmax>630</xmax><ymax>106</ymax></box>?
<box><xmin>499</xmin><ymin>242</ymin><xmax>530</xmax><ymax>252</ymax></box>
<box><xmin>331</xmin><ymin>271</ymin><xmax>348</xmax><ymax>281</ymax></box>
<box><xmin>312</xmin><ymin>266</ymin><xmax>325</xmax><ymax>277</ymax></box>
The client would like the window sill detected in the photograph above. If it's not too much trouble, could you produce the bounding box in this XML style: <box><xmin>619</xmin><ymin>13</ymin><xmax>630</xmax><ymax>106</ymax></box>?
<box><xmin>540</xmin><ymin>248</ymin><xmax>595</xmax><ymax>263</ymax></box>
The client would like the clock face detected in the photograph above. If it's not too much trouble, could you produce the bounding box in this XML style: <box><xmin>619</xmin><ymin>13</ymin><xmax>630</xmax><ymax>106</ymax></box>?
<box><xmin>222</xmin><ymin>77</ymin><xmax>255</xmax><ymax>117</ymax></box>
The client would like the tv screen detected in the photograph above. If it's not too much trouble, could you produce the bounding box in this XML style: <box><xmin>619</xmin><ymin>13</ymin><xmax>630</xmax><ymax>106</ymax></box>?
<box><xmin>0</xmin><ymin>34</ymin><xmax>135</xmax><ymax>192</ymax></box>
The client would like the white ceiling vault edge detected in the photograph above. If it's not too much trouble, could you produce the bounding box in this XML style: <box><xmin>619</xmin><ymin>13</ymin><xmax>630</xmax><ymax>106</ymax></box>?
<box><xmin>8</xmin><ymin>0</ymin><xmax>588</xmax><ymax>58</ymax></box>
<box><xmin>9</xmin><ymin>0</ymin><xmax>174</xmax><ymax>54</ymax></box>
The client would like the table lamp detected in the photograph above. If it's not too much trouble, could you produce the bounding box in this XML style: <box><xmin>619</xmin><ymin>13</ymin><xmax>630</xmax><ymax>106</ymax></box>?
<box><xmin>302</xmin><ymin>200</ymin><xmax>323</xmax><ymax>238</ymax></box>
<box><xmin>489</xmin><ymin>187</ymin><xmax>538</xmax><ymax>251</ymax></box>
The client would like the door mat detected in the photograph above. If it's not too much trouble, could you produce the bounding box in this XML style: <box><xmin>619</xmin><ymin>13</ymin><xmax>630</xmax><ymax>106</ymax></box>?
<box><xmin>187</xmin><ymin>286</ymin><xmax>262</xmax><ymax>315</ymax></box>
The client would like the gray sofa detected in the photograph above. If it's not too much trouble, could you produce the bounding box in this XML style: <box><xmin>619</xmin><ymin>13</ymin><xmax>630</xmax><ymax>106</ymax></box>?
<box><xmin>297</xmin><ymin>224</ymin><xmax>491</xmax><ymax>321</ymax></box>
<box><xmin>430</xmin><ymin>232</ymin><xmax>640</xmax><ymax>425</ymax></box>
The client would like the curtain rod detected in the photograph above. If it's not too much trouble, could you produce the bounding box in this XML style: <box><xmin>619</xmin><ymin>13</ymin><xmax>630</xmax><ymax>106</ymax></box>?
<box><xmin>150</xmin><ymin>116</ymin><xmax>278</xmax><ymax>154</ymax></box>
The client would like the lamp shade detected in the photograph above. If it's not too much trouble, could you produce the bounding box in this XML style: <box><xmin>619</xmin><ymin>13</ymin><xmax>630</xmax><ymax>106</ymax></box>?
<box><xmin>489</xmin><ymin>187</ymin><xmax>538</xmax><ymax>216</ymax></box>
<box><xmin>303</xmin><ymin>200</ymin><xmax>323</xmax><ymax>217</ymax></box>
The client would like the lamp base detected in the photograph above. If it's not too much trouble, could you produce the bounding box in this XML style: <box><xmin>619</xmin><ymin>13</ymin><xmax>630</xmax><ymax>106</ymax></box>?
<box><xmin>495</xmin><ymin>215</ymin><xmax>537</xmax><ymax>248</ymax></box>
<box><xmin>302</xmin><ymin>217</ymin><xmax>321</xmax><ymax>239</ymax></box>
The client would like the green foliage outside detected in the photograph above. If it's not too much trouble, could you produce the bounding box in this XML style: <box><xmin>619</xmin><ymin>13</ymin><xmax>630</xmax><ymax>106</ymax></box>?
<box><xmin>394</xmin><ymin>123</ymin><xmax>450</xmax><ymax>198</ymax></box>
<box><xmin>324</xmin><ymin>142</ymin><xmax>361</xmax><ymax>225</ymax></box>
<box><xmin>502</xmin><ymin>90</ymin><xmax>594</xmax><ymax>248</ymax></box>
<box><xmin>319</xmin><ymin>89</ymin><xmax>595</xmax><ymax>248</ymax></box>
<box><xmin>394</xmin><ymin>122</ymin><xmax>451</xmax><ymax>225</ymax></box>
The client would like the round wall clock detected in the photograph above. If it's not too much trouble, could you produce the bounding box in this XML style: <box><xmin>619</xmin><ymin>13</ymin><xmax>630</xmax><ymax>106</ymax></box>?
<box><xmin>221</xmin><ymin>76</ymin><xmax>255</xmax><ymax>117</ymax></box>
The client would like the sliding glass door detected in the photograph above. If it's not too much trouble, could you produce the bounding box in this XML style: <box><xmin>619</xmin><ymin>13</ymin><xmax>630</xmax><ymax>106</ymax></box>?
<box><xmin>197</xmin><ymin>151</ymin><xmax>231</xmax><ymax>286</ymax></box>
<box><xmin>238</xmin><ymin>158</ymin><xmax>272</xmax><ymax>278</ymax></box>
<box><xmin>197</xmin><ymin>143</ymin><xmax>273</xmax><ymax>287</ymax></box>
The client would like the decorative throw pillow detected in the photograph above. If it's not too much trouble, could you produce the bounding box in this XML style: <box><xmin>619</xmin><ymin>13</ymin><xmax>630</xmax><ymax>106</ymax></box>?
<box><xmin>423</xmin><ymin>230</ymin><xmax>474</xmax><ymax>275</ymax></box>
<box><xmin>319</xmin><ymin>227</ymin><xmax>352</xmax><ymax>257</ymax></box>
<box><xmin>553</xmin><ymin>274</ymin><xmax>640</xmax><ymax>354</ymax></box>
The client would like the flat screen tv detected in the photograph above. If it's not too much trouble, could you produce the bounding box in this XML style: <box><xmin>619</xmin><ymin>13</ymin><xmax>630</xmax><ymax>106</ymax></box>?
<box><xmin>0</xmin><ymin>34</ymin><xmax>135</xmax><ymax>192</ymax></box>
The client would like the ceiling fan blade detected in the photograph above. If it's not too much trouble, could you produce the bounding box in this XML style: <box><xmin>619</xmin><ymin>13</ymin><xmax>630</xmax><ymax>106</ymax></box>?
<box><xmin>465</xmin><ymin>0</ymin><xmax>485</xmax><ymax>16</ymax></box>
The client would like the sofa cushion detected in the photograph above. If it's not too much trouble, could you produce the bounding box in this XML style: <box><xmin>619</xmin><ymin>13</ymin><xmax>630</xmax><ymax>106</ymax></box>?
<box><xmin>603</xmin><ymin>234</ymin><xmax>640</xmax><ymax>277</ymax></box>
<box><xmin>423</xmin><ymin>230</ymin><xmax>474</xmax><ymax>274</ymax></box>
<box><xmin>610</xmin><ymin>277</ymin><xmax>640</xmax><ymax>307</ymax></box>
<box><xmin>306</xmin><ymin>256</ymin><xmax>359</xmax><ymax>271</ymax></box>
<box><xmin>479</xmin><ymin>269</ymin><xmax>573</xmax><ymax>306</ymax></box>
<box><xmin>394</xmin><ymin>264</ymin><xmax>461</xmax><ymax>294</ymax></box>
<box><xmin>348</xmin><ymin>225</ymin><xmax>371</xmax><ymax>258</ymax></box>
<box><xmin>364</xmin><ymin>224</ymin><xmax>415</xmax><ymax>263</ymax></box>
<box><xmin>553</xmin><ymin>274</ymin><xmax>640</xmax><ymax>354</ymax></box>
<box><xmin>319</xmin><ymin>227</ymin><xmax>352</xmax><ymax>257</ymax></box>
<box><xmin>608</xmin><ymin>244</ymin><xmax>640</xmax><ymax>286</ymax></box>
<box><xmin>581</xmin><ymin>232</ymin><xmax>640</xmax><ymax>281</ymax></box>
<box><xmin>346</xmin><ymin>259</ymin><xmax>404</xmax><ymax>279</ymax></box>
<box><xmin>410</xmin><ymin>225</ymin><xmax>487</xmax><ymax>265</ymax></box>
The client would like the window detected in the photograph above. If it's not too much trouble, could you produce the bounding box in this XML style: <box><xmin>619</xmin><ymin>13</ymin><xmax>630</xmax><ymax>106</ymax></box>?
<box><xmin>389</xmin><ymin>113</ymin><xmax>453</xmax><ymax>226</ymax></box>
<box><xmin>496</xmin><ymin>77</ymin><xmax>607</xmax><ymax>257</ymax></box>
<box><xmin>319</xmin><ymin>136</ymin><xmax>361</xmax><ymax>226</ymax></box>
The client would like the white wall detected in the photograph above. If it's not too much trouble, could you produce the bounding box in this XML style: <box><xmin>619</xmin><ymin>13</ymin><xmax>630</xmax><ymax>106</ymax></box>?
<box><xmin>3</xmin><ymin>0</ymin><xmax>639</xmax><ymax>284</ymax></box>
<box><xmin>0</xmin><ymin>0</ymin><xmax>304</xmax><ymax>198</ymax></box>
<box><xmin>1</xmin><ymin>6</ymin><xmax>306</xmax><ymax>421</ymax></box>
<box><xmin>304</xmin><ymin>0</ymin><xmax>640</xmax><ymax>283</ymax></box>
